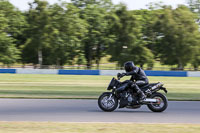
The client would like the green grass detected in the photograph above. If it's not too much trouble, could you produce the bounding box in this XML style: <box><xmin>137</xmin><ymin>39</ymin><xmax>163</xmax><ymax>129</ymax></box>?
<box><xmin>0</xmin><ymin>122</ymin><xmax>200</xmax><ymax>133</ymax></box>
<box><xmin>0</xmin><ymin>74</ymin><xmax>200</xmax><ymax>100</ymax></box>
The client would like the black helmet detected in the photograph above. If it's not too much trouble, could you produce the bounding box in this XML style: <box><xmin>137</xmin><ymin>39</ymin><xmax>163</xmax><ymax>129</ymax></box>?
<box><xmin>124</xmin><ymin>61</ymin><xmax>134</xmax><ymax>72</ymax></box>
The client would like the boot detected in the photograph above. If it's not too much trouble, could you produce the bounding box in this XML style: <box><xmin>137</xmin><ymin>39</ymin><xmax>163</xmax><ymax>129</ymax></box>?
<box><xmin>138</xmin><ymin>90</ymin><xmax>146</xmax><ymax>102</ymax></box>
<box><xmin>133</xmin><ymin>84</ymin><xmax>146</xmax><ymax>101</ymax></box>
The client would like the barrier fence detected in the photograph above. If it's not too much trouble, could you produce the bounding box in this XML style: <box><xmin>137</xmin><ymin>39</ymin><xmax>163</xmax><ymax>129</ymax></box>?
<box><xmin>0</xmin><ymin>68</ymin><xmax>199</xmax><ymax>77</ymax></box>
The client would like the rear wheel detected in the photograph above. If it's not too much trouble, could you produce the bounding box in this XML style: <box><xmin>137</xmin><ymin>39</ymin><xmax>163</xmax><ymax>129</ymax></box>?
<box><xmin>147</xmin><ymin>92</ymin><xmax>168</xmax><ymax>112</ymax></box>
<box><xmin>98</xmin><ymin>92</ymin><xmax>118</xmax><ymax>112</ymax></box>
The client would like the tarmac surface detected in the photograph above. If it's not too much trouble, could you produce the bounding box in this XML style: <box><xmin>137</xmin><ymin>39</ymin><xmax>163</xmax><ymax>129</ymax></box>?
<box><xmin>0</xmin><ymin>99</ymin><xmax>199</xmax><ymax>123</ymax></box>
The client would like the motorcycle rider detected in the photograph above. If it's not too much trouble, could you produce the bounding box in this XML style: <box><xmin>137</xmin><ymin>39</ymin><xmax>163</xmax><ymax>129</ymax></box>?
<box><xmin>118</xmin><ymin>61</ymin><xmax>148</xmax><ymax>101</ymax></box>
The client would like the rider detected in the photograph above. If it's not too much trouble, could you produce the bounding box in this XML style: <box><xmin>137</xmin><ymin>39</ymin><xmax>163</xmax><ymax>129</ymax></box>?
<box><xmin>118</xmin><ymin>61</ymin><xmax>148</xmax><ymax>101</ymax></box>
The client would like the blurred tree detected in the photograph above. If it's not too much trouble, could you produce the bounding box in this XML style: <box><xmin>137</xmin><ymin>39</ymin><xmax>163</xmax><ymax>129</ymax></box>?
<box><xmin>71</xmin><ymin>0</ymin><xmax>98</xmax><ymax>7</ymax></box>
<box><xmin>73</xmin><ymin>0</ymin><xmax>115</xmax><ymax>69</ymax></box>
<box><xmin>23</xmin><ymin>1</ymin><xmax>88</xmax><ymax>67</ymax></box>
<box><xmin>71</xmin><ymin>0</ymin><xmax>113</xmax><ymax>9</ymax></box>
<box><xmin>188</xmin><ymin>0</ymin><xmax>200</xmax><ymax>21</ymax></box>
<box><xmin>0</xmin><ymin>0</ymin><xmax>25</xmax><ymax>66</ymax></box>
<box><xmin>0</xmin><ymin>0</ymin><xmax>26</xmax><ymax>46</ymax></box>
<box><xmin>188</xmin><ymin>0</ymin><xmax>200</xmax><ymax>70</ymax></box>
<box><xmin>153</xmin><ymin>6</ymin><xmax>200</xmax><ymax>70</ymax></box>
<box><xmin>22</xmin><ymin>0</ymin><xmax>50</xmax><ymax>67</ymax></box>
<box><xmin>76</xmin><ymin>52</ymin><xmax>86</xmax><ymax>69</ymax></box>
<box><xmin>132</xmin><ymin>9</ymin><xmax>162</xmax><ymax>58</ymax></box>
<box><xmin>191</xmin><ymin>45</ymin><xmax>200</xmax><ymax>70</ymax></box>
<box><xmin>47</xmin><ymin>3</ymin><xmax>87</xmax><ymax>66</ymax></box>
<box><xmin>108</xmin><ymin>5</ymin><xmax>154</xmax><ymax>68</ymax></box>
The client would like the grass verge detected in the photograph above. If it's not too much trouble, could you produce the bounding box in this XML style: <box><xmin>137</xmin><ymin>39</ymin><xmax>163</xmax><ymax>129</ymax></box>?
<box><xmin>0</xmin><ymin>122</ymin><xmax>200</xmax><ymax>133</ymax></box>
<box><xmin>0</xmin><ymin>74</ymin><xmax>200</xmax><ymax>100</ymax></box>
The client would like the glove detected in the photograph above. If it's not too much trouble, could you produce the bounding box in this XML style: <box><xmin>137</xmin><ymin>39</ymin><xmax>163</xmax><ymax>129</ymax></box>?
<box><xmin>117</xmin><ymin>73</ymin><xmax>122</xmax><ymax>79</ymax></box>
<box><xmin>121</xmin><ymin>73</ymin><xmax>127</xmax><ymax>76</ymax></box>
<box><xmin>117</xmin><ymin>73</ymin><xmax>126</xmax><ymax>79</ymax></box>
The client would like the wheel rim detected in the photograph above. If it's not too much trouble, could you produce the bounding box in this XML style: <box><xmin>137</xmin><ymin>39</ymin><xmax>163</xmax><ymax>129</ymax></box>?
<box><xmin>101</xmin><ymin>95</ymin><xmax>115</xmax><ymax>109</ymax></box>
<box><xmin>150</xmin><ymin>96</ymin><xmax>165</xmax><ymax>109</ymax></box>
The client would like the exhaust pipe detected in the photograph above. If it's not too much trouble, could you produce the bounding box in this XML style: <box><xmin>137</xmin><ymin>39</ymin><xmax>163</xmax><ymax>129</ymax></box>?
<box><xmin>143</xmin><ymin>98</ymin><xmax>157</xmax><ymax>103</ymax></box>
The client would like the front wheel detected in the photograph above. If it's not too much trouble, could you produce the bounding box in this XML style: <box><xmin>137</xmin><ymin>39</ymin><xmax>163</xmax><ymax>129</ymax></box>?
<box><xmin>98</xmin><ymin>92</ymin><xmax>118</xmax><ymax>112</ymax></box>
<box><xmin>147</xmin><ymin>92</ymin><xmax>168</xmax><ymax>112</ymax></box>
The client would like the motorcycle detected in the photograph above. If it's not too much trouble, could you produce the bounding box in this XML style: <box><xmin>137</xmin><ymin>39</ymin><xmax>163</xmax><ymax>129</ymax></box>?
<box><xmin>98</xmin><ymin>74</ymin><xmax>168</xmax><ymax>112</ymax></box>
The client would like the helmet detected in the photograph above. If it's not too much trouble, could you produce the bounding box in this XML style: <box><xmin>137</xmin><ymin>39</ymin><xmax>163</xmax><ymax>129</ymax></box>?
<box><xmin>124</xmin><ymin>61</ymin><xmax>134</xmax><ymax>72</ymax></box>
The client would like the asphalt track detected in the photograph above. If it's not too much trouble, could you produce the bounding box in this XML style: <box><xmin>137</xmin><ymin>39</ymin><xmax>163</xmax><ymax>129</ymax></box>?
<box><xmin>0</xmin><ymin>99</ymin><xmax>199</xmax><ymax>123</ymax></box>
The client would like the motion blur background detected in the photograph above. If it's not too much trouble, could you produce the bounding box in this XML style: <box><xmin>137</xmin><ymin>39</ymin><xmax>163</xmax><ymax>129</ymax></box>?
<box><xmin>1</xmin><ymin>0</ymin><xmax>200</xmax><ymax>71</ymax></box>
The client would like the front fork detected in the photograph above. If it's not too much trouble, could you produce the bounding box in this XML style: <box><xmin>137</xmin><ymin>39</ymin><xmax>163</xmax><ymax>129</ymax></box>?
<box><xmin>108</xmin><ymin>93</ymin><xmax>113</xmax><ymax>100</ymax></box>
<box><xmin>107</xmin><ymin>89</ymin><xmax>117</xmax><ymax>101</ymax></box>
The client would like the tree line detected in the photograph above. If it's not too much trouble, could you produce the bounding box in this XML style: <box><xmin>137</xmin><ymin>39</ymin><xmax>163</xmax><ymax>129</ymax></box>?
<box><xmin>0</xmin><ymin>0</ymin><xmax>200</xmax><ymax>70</ymax></box>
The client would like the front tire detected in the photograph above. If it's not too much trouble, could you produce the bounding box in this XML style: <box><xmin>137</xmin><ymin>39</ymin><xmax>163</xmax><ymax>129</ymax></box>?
<box><xmin>147</xmin><ymin>92</ymin><xmax>168</xmax><ymax>112</ymax></box>
<box><xmin>98</xmin><ymin>92</ymin><xmax>118</xmax><ymax>112</ymax></box>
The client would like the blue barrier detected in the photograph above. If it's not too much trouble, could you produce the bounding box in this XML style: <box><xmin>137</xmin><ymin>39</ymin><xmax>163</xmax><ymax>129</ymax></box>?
<box><xmin>0</xmin><ymin>69</ymin><xmax>16</xmax><ymax>74</ymax></box>
<box><xmin>144</xmin><ymin>70</ymin><xmax>187</xmax><ymax>77</ymax></box>
<box><xmin>58</xmin><ymin>70</ymin><xmax>100</xmax><ymax>75</ymax></box>
<box><xmin>0</xmin><ymin>69</ymin><xmax>193</xmax><ymax>77</ymax></box>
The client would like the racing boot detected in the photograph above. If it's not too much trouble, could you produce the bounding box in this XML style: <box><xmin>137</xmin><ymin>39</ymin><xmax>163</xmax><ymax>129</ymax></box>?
<box><xmin>137</xmin><ymin>90</ymin><xmax>146</xmax><ymax>102</ymax></box>
<box><xmin>132</xmin><ymin>84</ymin><xmax>146</xmax><ymax>102</ymax></box>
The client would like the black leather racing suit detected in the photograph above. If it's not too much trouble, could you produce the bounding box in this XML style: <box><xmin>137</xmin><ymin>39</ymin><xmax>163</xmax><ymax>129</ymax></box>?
<box><xmin>126</xmin><ymin>66</ymin><xmax>149</xmax><ymax>86</ymax></box>
<box><xmin>125</xmin><ymin>66</ymin><xmax>149</xmax><ymax>100</ymax></box>
<box><xmin>116</xmin><ymin>66</ymin><xmax>148</xmax><ymax>100</ymax></box>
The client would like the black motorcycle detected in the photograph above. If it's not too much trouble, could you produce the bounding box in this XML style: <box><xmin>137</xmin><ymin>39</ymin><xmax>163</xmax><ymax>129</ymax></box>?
<box><xmin>98</xmin><ymin>75</ymin><xmax>168</xmax><ymax>112</ymax></box>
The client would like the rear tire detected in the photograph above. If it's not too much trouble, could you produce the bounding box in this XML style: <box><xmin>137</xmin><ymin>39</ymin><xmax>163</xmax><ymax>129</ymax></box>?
<box><xmin>147</xmin><ymin>92</ymin><xmax>168</xmax><ymax>112</ymax></box>
<box><xmin>98</xmin><ymin>92</ymin><xmax>118</xmax><ymax>112</ymax></box>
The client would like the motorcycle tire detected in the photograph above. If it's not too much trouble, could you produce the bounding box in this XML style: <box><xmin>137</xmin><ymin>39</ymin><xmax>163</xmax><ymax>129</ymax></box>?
<box><xmin>147</xmin><ymin>92</ymin><xmax>168</xmax><ymax>112</ymax></box>
<box><xmin>98</xmin><ymin>92</ymin><xmax>118</xmax><ymax>112</ymax></box>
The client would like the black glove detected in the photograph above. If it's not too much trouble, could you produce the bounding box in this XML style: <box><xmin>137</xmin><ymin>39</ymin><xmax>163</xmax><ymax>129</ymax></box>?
<box><xmin>121</xmin><ymin>73</ymin><xmax>127</xmax><ymax>76</ymax></box>
<box><xmin>117</xmin><ymin>73</ymin><xmax>126</xmax><ymax>79</ymax></box>
<box><xmin>117</xmin><ymin>73</ymin><xmax>122</xmax><ymax>79</ymax></box>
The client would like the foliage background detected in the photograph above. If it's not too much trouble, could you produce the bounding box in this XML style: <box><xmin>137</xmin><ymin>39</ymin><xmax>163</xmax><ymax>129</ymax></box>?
<box><xmin>0</xmin><ymin>0</ymin><xmax>200</xmax><ymax>70</ymax></box>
